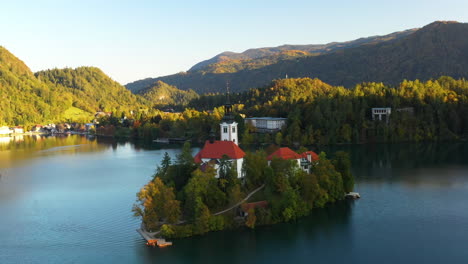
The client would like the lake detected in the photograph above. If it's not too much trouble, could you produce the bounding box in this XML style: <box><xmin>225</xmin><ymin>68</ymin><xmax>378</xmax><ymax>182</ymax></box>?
<box><xmin>1</xmin><ymin>135</ymin><xmax>468</xmax><ymax>263</ymax></box>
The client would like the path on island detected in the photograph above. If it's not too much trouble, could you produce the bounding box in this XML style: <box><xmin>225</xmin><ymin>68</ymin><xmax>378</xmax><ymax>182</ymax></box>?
<box><xmin>213</xmin><ymin>184</ymin><xmax>265</xmax><ymax>216</ymax></box>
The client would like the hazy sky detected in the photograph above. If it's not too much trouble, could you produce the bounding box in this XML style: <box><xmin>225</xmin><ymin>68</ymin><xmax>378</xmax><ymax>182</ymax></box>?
<box><xmin>1</xmin><ymin>0</ymin><xmax>467</xmax><ymax>84</ymax></box>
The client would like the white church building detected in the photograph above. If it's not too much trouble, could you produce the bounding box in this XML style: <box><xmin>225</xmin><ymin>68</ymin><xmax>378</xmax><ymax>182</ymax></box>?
<box><xmin>194</xmin><ymin>95</ymin><xmax>245</xmax><ymax>178</ymax></box>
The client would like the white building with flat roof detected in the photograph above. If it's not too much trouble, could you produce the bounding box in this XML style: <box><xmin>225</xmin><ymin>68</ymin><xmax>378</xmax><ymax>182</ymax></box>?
<box><xmin>372</xmin><ymin>108</ymin><xmax>391</xmax><ymax>123</ymax></box>
<box><xmin>244</xmin><ymin>117</ymin><xmax>287</xmax><ymax>133</ymax></box>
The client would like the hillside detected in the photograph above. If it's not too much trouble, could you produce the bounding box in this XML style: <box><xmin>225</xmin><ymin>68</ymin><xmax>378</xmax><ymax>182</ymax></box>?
<box><xmin>0</xmin><ymin>46</ymin><xmax>72</xmax><ymax>126</ymax></box>
<box><xmin>126</xmin><ymin>21</ymin><xmax>468</xmax><ymax>94</ymax></box>
<box><xmin>36</xmin><ymin>67</ymin><xmax>147</xmax><ymax>115</ymax></box>
<box><xmin>0</xmin><ymin>46</ymin><xmax>148</xmax><ymax>126</ymax></box>
<box><xmin>136</xmin><ymin>80</ymin><xmax>198</xmax><ymax>106</ymax></box>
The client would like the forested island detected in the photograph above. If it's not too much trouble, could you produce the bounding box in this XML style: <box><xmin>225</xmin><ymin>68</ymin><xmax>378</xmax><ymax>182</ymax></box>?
<box><xmin>132</xmin><ymin>142</ymin><xmax>354</xmax><ymax>238</ymax></box>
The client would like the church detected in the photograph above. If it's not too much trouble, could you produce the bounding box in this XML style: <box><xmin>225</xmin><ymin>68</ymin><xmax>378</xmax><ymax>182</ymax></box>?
<box><xmin>193</xmin><ymin>95</ymin><xmax>245</xmax><ymax>178</ymax></box>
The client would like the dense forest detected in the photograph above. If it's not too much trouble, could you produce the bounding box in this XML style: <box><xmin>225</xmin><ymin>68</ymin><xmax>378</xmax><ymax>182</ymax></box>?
<box><xmin>95</xmin><ymin>76</ymin><xmax>468</xmax><ymax>146</ymax></box>
<box><xmin>187</xmin><ymin>77</ymin><xmax>468</xmax><ymax>145</ymax></box>
<box><xmin>126</xmin><ymin>21</ymin><xmax>468</xmax><ymax>94</ymax></box>
<box><xmin>135</xmin><ymin>80</ymin><xmax>198</xmax><ymax>107</ymax></box>
<box><xmin>36</xmin><ymin>67</ymin><xmax>148</xmax><ymax>115</ymax></box>
<box><xmin>132</xmin><ymin>142</ymin><xmax>354</xmax><ymax>238</ymax></box>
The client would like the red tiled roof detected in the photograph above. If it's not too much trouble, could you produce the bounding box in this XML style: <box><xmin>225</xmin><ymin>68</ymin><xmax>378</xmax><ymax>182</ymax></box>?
<box><xmin>194</xmin><ymin>140</ymin><xmax>245</xmax><ymax>163</ymax></box>
<box><xmin>267</xmin><ymin>147</ymin><xmax>302</xmax><ymax>160</ymax></box>
<box><xmin>241</xmin><ymin>201</ymin><xmax>268</xmax><ymax>212</ymax></box>
<box><xmin>301</xmin><ymin>151</ymin><xmax>319</xmax><ymax>161</ymax></box>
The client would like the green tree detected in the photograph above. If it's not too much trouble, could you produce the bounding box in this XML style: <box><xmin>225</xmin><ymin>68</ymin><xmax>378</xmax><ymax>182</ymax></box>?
<box><xmin>333</xmin><ymin>151</ymin><xmax>354</xmax><ymax>193</ymax></box>
<box><xmin>275</xmin><ymin>132</ymin><xmax>283</xmax><ymax>145</ymax></box>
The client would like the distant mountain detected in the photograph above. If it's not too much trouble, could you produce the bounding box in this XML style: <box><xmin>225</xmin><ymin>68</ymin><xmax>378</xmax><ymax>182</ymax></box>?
<box><xmin>126</xmin><ymin>21</ymin><xmax>468</xmax><ymax>94</ymax></box>
<box><xmin>189</xmin><ymin>28</ymin><xmax>416</xmax><ymax>72</ymax></box>
<box><xmin>136</xmin><ymin>80</ymin><xmax>198</xmax><ymax>106</ymax></box>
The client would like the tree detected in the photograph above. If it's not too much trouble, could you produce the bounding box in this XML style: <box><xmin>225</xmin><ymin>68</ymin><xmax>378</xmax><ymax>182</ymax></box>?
<box><xmin>314</xmin><ymin>154</ymin><xmax>344</xmax><ymax>202</ymax></box>
<box><xmin>275</xmin><ymin>132</ymin><xmax>283</xmax><ymax>145</ymax></box>
<box><xmin>154</xmin><ymin>152</ymin><xmax>172</xmax><ymax>182</ymax></box>
<box><xmin>333</xmin><ymin>151</ymin><xmax>354</xmax><ymax>193</ymax></box>
<box><xmin>243</xmin><ymin>151</ymin><xmax>268</xmax><ymax>189</ymax></box>
<box><xmin>177</xmin><ymin>141</ymin><xmax>193</xmax><ymax>166</ymax></box>
<box><xmin>132</xmin><ymin>177</ymin><xmax>181</xmax><ymax>230</ymax></box>
<box><xmin>173</xmin><ymin>141</ymin><xmax>196</xmax><ymax>190</ymax></box>
<box><xmin>241</xmin><ymin>129</ymin><xmax>254</xmax><ymax>145</ymax></box>
<box><xmin>245</xmin><ymin>208</ymin><xmax>256</xmax><ymax>229</ymax></box>
<box><xmin>193</xmin><ymin>197</ymin><xmax>211</xmax><ymax>234</ymax></box>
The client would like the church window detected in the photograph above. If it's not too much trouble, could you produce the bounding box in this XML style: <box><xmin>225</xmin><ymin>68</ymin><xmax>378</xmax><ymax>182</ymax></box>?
<box><xmin>232</xmin><ymin>127</ymin><xmax>236</xmax><ymax>133</ymax></box>
<box><xmin>223</xmin><ymin>126</ymin><xmax>228</xmax><ymax>133</ymax></box>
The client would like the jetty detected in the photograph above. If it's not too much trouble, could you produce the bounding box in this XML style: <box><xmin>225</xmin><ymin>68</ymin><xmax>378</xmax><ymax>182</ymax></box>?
<box><xmin>345</xmin><ymin>192</ymin><xmax>361</xmax><ymax>199</ymax></box>
<box><xmin>136</xmin><ymin>227</ymin><xmax>172</xmax><ymax>248</ymax></box>
<box><xmin>153</xmin><ymin>138</ymin><xmax>187</xmax><ymax>144</ymax></box>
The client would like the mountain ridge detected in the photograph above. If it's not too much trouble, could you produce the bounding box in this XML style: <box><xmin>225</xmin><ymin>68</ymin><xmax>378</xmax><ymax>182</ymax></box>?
<box><xmin>126</xmin><ymin>21</ymin><xmax>468</xmax><ymax>94</ymax></box>
<box><xmin>188</xmin><ymin>28</ymin><xmax>418</xmax><ymax>72</ymax></box>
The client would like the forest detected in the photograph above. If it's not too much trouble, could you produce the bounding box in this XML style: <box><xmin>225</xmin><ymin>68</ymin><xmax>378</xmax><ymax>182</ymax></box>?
<box><xmin>113</xmin><ymin>76</ymin><xmax>468</xmax><ymax>146</ymax></box>
<box><xmin>132</xmin><ymin>142</ymin><xmax>354</xmax><ymax>238</ymax></box>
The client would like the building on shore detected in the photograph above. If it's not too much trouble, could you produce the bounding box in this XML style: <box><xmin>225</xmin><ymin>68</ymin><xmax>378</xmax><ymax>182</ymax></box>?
<box><xmin>12</xmin><ymin>126</ymin><xmax>24</xmax><ymax>134</ymax></box>
<box><xmin>372</xmin><ymin>108</ymin><xmax>391</xmax><ymax>123</ymax></box>
<box><xmin>244</xmin><ymin>117</ymin><xmax>287</xmax><ymax>133</ymax></box>
<box><xmin>0</xmin><ymin>126</ymin><xmax>12</xmax><ymax>135</ymax></box>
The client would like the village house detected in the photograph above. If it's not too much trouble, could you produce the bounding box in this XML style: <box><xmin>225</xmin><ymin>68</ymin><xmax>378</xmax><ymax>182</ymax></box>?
<box><xmin>32</xmin><ymin>125</ymin><xmax>44</xmax><ymax>133</ymax></box>
<box><xmin>267</xmin><ymin>147</ymin><xmax>319</xmax><ymax>173</ymax></box>
<box><xmin>12</xmin><ymin>126</ymin><xmax>24</xmax><ymax>134</ymax></box>
<box><xmin>0</xmin><ymin>126</ymin><xmax>12</xmax><ymax>135</ymax></box>
<box><xmin>239</xmin><ymin>201</ymin><xmax>268</xmax><ymax>217</ymax></box>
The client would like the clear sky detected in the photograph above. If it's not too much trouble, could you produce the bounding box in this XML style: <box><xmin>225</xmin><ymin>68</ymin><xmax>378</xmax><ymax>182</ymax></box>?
<box><xmin>1</xmin><ymin>0</ymin><xmax>467</xmax><ymax>84</ymax></box>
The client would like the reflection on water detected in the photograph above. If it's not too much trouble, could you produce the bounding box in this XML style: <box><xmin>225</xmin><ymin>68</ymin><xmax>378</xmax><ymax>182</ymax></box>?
<box><xmin>324</xmin><ymin>142</ymin><xmax>468</xmax><ymax>188</ymax></box>
<box><xmin>0</xmin><ymin>135</ymin><xmax>178</xmax><ymax>169</ymax></box>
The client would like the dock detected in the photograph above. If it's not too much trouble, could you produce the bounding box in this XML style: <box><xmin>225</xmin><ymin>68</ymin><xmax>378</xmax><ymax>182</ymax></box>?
<box><xmin>137</xmin><ymin>228</ymin><xmax>173</xmax><ymax>247</ymax></box>
<box><xmin>345</xmin><ymin>192</ymin><xmax>361</xmax><ymax>199</ymax></box>
<box><xmin>153</xmin><ymin>138</ymin><xmax>187</xmax><ymax>144</ymax></box>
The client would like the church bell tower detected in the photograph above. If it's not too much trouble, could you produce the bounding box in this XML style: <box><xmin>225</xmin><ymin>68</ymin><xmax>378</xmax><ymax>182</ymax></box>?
<box><xmin>220</xmin><ymin>83</ymin><xmax>238</xmax><ymax>145</ymax></box>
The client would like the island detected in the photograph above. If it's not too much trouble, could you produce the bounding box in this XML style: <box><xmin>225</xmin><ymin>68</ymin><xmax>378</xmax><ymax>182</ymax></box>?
<box><xmin>133</xmin><ymin>98</ymin><xmax>355</xmax><ymax>244</ymax></box>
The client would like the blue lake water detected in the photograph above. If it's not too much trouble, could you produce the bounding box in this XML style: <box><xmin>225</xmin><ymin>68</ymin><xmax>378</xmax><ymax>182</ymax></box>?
<box><xmin>1</xmin><ymin>135</ymin><xmax>468</xmax><ymax>263</ymax></box>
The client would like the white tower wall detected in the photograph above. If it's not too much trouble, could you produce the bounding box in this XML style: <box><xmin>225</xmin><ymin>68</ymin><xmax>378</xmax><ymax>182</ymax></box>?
<box><xmin>220</xmin><ymin>121</ymin><xmax>238</xmax><ymax>145</ymax></box>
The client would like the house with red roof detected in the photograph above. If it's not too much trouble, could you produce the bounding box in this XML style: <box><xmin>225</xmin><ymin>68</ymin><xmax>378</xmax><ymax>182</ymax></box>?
<box><xmin>267</xmin><ymin>147</ymin><xmax>319</xmax><ymax>173</ymax></box>
<box><xmin>239</xmin><ymin>201</ymin><xmax>268</xmax><ymax>217</ymax></box>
